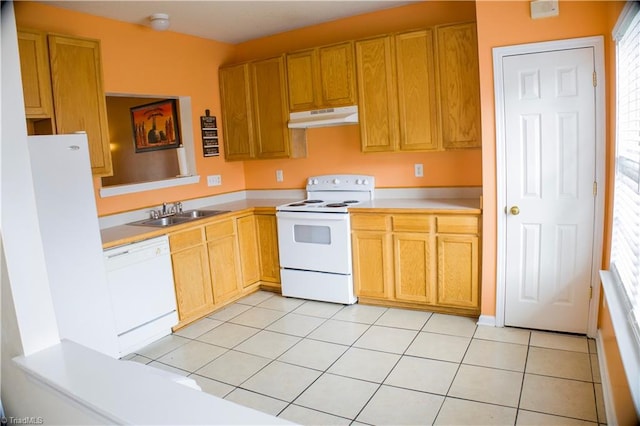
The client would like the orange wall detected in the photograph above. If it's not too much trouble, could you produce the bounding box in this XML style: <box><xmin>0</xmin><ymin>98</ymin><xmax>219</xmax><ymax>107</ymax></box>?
<box><xmin>14</xmin><ymin>2</ymin><xmax>244</xmax><ymax>216</ymax></box>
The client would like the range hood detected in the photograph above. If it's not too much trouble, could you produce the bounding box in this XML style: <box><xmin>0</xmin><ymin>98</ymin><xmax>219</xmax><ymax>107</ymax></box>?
<box><xmin>288</xmin><ymin>105</ymin><xmax>358</xmax><ymax>129</ymax></box>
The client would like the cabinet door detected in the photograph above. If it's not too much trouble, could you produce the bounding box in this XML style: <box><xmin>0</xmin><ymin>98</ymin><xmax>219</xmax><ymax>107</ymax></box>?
<box><xmin>393</xmin><ymin>233</ymin><xmax>435</xmax><ymax>303</ymax></box>
<box><xmin>437</xmin><ymin>234</ymin><xmax>479</xmax><ymax>310</ymax></box>
<box><xmin>355</xmin><ymin>36</ymin><xmax>399</xmax><ymax>152</ymax></box>
<box><xmin>256</xmin><ymin>214</ymin><xmax>281</xmax><ymax>283</ymax></box>
<box><xmin>47</xmin><ymin>35</ymin><xmax>112</xmax><ymax>176</ymax></box>
<box><xmin>352</xmin><ymin>231</ymin><xmax>392</xmax><ymax>299</ymax></box>
<box><xmin>237</xmin><ymin>215</ymin><xmax>261</xmax><ymax>288</ymax></box>
<box><xmin>318</xmin><ymin>42</ymin><xmax>356</xmax><ymax>108</ymax></box>
<box><xmin>220</xmin><ymin>64</ymin><xmax>255</xmax><ymax>160</ymax></box>
<box><xmin>250</xmin><ymin>56</ymin><xmax>290</xmax><ymax>158</ymax></box>
<box><xmin>170</xmin><ymin>228</ymin><xmax>214</xmax><ymax>324</ymax></box>
<box><xmin>436</xmin><ymin>23</ymin><xmax>481</xmax><ymax>149</ymax></box>
<box><xmin>396</xmin><ymin>30</ymin><xmax>439</xmax><ymax>151</ymax></box>
<box><xmin>18</xmin><ymin>30</ymin><xmax>54</xmax><ymax>120</ymax></box>
<box><xmin>208</xmin><ymin>235</ymin><xmax>243</xmax><ymax>304</ymax></box>
<box><xmin>286</xmin><ymin>50</ymin><xmax>318</xmax><ymax>112</ymax></box>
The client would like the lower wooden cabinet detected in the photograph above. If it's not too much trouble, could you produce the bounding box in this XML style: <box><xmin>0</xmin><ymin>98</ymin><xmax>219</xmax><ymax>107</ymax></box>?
<box><xmin>237</xmin><ymin>215</ymin><xmax>261</xmax><ymax>288</ymax></box>
<box><xmin>206</xmin><ymin>219</ymin><xmax>243</xmax><ymax>304</ymax></box>
<box><xmin>169</xmin><ymin>210</ymin><xmax>282</xmax><ymax>328</ymax></box>
<box><xmin>169</xmin><ymin>227</ymin><xmax>214</xmax><ymax>327</ymax></box>
<box><xmin>351</xmin><ymin>212</ymin><xmax>481</xmax><ymax>315</ymax></box>
<box><xmin>255</xmin><ymin>213</ymin><xmax>281</xmax><ymax>286</ymax></box>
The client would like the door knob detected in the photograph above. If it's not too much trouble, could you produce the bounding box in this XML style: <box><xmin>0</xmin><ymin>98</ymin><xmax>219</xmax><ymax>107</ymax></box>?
<box><xmin>510</xmin><ymin>206</ymin><xmax>520</xmax><ymax>215</ymax></box>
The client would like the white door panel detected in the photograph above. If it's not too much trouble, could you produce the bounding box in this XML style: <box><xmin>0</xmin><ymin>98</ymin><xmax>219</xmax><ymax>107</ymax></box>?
<box><xmin>503</xmin><ymin>48</ymin><xmax>595</xmax><ymax>333</ymax></box>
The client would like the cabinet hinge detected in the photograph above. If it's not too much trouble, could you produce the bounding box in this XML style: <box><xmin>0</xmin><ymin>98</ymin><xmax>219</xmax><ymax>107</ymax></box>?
<box><xmin>593</xmin><ymin>181</ymin><xmax>598</xmax><ymax>196</ymax></box>
<box><xmin>589</xmin><ymin>286</ymin><xmax>593</xmax><ymax>299</ymax></box>
<box><xmin>593</xmin><ymin>71</ymin><xmax>597</xmax><ymax>87</ymax></box>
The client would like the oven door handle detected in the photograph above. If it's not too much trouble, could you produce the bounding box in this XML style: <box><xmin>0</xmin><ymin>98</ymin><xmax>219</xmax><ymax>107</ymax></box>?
<box><xmin>276</xmin><ymin>211</ymin><xmax>349</xmax><ymax>221</ymax></box>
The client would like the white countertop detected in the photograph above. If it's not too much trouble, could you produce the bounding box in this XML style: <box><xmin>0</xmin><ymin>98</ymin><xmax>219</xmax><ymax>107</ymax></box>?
<box><xmin>14</xmin><ymin>340</ymin><xmax>292</xmax><ymax>425</ymax></box>
<box><xmin>100</xmin><ymin>189</ymin><xmax>482</xmax><ymax>248</ymax></box>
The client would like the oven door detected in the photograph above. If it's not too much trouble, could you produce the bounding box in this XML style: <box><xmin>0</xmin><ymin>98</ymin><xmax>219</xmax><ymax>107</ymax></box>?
<box><xmin>276</xmin><ymin>211</ymin><xmax>351</xmax><ymax>274</ymax></box>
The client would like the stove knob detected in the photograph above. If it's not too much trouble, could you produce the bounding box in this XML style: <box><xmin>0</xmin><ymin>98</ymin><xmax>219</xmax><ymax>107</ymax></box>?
<box><xmin>363</xmin><ymin>179</ymin><xmax>369</xmax><ymax>185</ymax></box>
<box><xmin>333</xmin><ymin>178</ymin><xmax>340</xmax><ymax>184</ymax></box>
<box><xmin>356</xmin><ymin>179</ymin><xmax>362</xmax><ymax>185</ymax></box>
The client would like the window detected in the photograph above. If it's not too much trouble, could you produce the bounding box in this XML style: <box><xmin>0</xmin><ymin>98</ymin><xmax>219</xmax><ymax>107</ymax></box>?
<box><xmin>611</xmin><ymin>2</ymin><xmax>640</xmax><ymax>342</ymax></box>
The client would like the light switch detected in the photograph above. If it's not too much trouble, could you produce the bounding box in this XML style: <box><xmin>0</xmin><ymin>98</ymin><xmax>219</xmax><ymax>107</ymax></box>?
<box><xmin>207</xmin><ymin>175</ymin><xmax>222</xmax><ymax>186</ymax></box>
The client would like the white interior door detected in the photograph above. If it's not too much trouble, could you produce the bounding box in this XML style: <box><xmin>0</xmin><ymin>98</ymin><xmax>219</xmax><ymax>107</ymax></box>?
<box><xmin>502</xmin><ymin>47</ymin><xmax>596</xmax><ymax>334</ymax></box>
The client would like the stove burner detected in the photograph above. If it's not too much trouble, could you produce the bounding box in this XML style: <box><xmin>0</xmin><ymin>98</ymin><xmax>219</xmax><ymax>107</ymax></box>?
<box><xmin>343</xmin><ymin>200</ymin><xmax>359</xmax><ymax>204</ymax></box>
<box><xmin>288</xmin><ymin>203</ymin><xmax>307</xmax><ymax>207</ymax></box>
<box><xmin>303</xmin><ymin>199</ymin><xmax>323</xmax><ymax>204</ymax></box>
<box><xmin>326</xmin><ymin>203</ymin><xmax>349</xmax><ymax>208</ymax></box>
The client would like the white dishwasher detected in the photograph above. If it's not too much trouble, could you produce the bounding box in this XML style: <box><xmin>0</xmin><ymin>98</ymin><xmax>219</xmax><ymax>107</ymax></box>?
<box><xmin>104</xmin><ymin>235</ymin><xmax>178</xmax><ymax>358</ymax></box>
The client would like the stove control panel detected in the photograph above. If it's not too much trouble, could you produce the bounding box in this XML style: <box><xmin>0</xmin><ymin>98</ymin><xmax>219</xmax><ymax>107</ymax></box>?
<box><xmin>306</xmin><ymin>174</ymin><xmax>375</xmax><ymax>192</ymax></box>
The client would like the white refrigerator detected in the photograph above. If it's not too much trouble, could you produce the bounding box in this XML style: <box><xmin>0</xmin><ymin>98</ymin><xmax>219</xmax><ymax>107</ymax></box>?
<box><xmin>28</xmin><ymin>133</ymin><xmax>119</xmax><ymax>358</ymax></box>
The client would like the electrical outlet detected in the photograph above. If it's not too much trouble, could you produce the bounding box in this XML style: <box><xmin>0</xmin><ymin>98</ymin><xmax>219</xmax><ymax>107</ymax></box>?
<box><xmin>276</xmin><ymin>170</ymin><xmax>284</xmax><ymax>182</ymax></box>
<box><xmin>207</xmin><ymin>175</ymin><xmax>222</xmax><ymax>186</ymax></box>
<box><xmin>414</xmin><ymin>163</ymin><xmax>424</xmax><ymax>178</ymax></box>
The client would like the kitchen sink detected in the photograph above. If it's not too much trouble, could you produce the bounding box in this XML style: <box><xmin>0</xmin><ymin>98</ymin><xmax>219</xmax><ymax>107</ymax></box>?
<box><xmin>176</xmin><ymin>209</ymin><xmax>230</xmax><ymax>219</ymax></box>
<box><xmin>128</xmin><ymin>210</ymin><xmax>230</xmax><ymax>228</ymax></box>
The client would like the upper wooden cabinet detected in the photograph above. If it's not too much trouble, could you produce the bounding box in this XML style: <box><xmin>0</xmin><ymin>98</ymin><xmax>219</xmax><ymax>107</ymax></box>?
<box><xmin>286</xmin><ymin>42</ymin><xmax>356</xmax><ymax>112</ymax></box>
<box><xmin>355</xmin><ymin>30</ymin><xmax>439</xmax><ymax>153</ymax></box>
<box><xmin>219</xmin><ymin>63</ymin><xmax>254</xmax><ymax>160</ymax></box>
<box><xmin>220</xmin><ymin>56</ymin><xmax>305</xmax><ymax>161</ymax></box>
<box><xmin>18</xmin><ymin>30</ymin><xmax>54</xmax><ymax>120</ymax></box>
<box><xmin>435</xmin><ymin>23</ymin><xmax>481</xmax><ymax>149</ymax></box>
<box><xmin>355</xmin><ymin>36</ymin><xmax>399</xmax><ymax>152</ymax></box>
<box><xmin>17</xmin><ymin>30</ymin><xmax>113</xmax><ymax>176</ymax></box>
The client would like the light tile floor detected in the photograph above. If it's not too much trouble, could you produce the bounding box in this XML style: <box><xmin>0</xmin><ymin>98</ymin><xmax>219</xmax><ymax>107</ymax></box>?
<box><xmin>124</xmin><ymin>291</ymin><xmax>606</xmax><ymax>425</ymax></box>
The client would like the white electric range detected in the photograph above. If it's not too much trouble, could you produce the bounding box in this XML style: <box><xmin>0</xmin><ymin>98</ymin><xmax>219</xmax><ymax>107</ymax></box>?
<box><xmin>276</xmin><ymin>174</ymin><xmax>375</xmax><ymax>304</ymax></box>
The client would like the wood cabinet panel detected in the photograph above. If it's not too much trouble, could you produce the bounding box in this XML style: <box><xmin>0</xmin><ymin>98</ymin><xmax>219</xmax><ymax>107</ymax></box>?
<box><xmin>436</xmin><ymin>215</ymin><xmax>478</xmax><ymax>234</ymax></box>
<box><xmin>237</xmin><ymin>215</ymin><xmax>261</xmax><ymax>288</ymax></box>
<box><xmin>351</xmin><ymin>213</ymin><xmax>388</xmax><ymax>231</ymax></box>
<box><xmin>355</xmin><ymin>36</ymin><xmax>399</xmax><ymax>152</ymax></box>
<box><xmin>392</xmin><ymin>214</ymin><xmax>433</xmax><ymax>233</ymax></box>
<box><xmin>393</xmin><ymin>233</ymin><xmax>434</xmax><ymax>303</ymax></box>
<box><xmin>205</xmin><ymin>219</ymin><xmax>235</xmax><ymax>240</ymax></box>
<box><xmin>256</xmin><ymin>214</ymin><xmax>281</xmax><ymax>283</ymax></box>
<box><xmin>47</xmin><ymin>34</ymin><xmax>112</xmax><ymax>176</ymax></box>
<box><xmin>395</xmin><ymin>30</ymin><xmax>439</xmax><ymax>151</ymax></box>
<box><xmin>18</xmin><ymin>30</ymin><xmax>54</xmax><ymax>119</ymax></box>
<box><xmin>352</xmin><ymin>231</ymin><xmax>392</xmax><ymax>299</ymax></box>
<box><xmin>437</xmin><ymin>234</ymin><xmax>479</xmax><ymax>308</ymax></box>
<box><xmin>208</xmin><ymin>235</ymin><xmax>243</xmax><ymax>304</ymax></box>
<box><xmin>219</xmin><ymin>64</ymin><xmax>254</xmax><ymax>160</ymax></box>
<box><xmin>251</xmin><ymin>56</ymin><xmax>290</xmax><ymax>158</ymax></box>
<box><xmin>286</xmin><ymin>50</ymin><xmax>318</xmax><ymax>111</ymax></box>
<box><xmin>169</xmin><ymin>227</ymin><xmax>214</xmax><ymax>325</ymax></box>
<box><xmin>169</xmin><ymin>227</ymin><xmax>204</xmax><ymax>251</ymax></box>
<box><xmin>318</xmin><ymin>42</ymin><xmax>356</xmax><ymax>108</ymax></box>
<box><xmin>436</xmin><ymin>23</ymin><xmax>481</xmax><ymax>149</ymax></box>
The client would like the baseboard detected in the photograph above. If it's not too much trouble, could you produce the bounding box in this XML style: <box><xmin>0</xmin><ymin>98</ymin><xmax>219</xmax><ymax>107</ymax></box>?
<box><xmin>477</xmin><ymin>315</ymin><xmax>496</xmax><ymax>327</ymax></box>
<box><xmin>596</xmin><ymin>330</ymin><xmax>617</xmax><ymax>426</ymax></box>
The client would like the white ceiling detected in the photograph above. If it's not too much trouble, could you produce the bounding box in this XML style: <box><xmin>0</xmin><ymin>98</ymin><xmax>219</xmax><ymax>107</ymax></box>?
<box><xmin>42</xmin><ymin>0</ymin><xmax>419</xmax><ymax>44</ymax></box>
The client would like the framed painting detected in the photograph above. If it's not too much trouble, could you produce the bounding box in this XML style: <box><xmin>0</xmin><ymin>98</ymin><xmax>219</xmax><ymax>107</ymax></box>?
<box><xmin>131</xmin><ymin>99</ymin><xmax>181</xmax><ymax>152</ymax></box>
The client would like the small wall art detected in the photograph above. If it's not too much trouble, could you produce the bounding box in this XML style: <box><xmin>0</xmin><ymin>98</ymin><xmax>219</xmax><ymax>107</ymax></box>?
<box><xmin>131</xmin><ymin>99</ymin><xmax>181</xmax><ymax>153</ymax></box>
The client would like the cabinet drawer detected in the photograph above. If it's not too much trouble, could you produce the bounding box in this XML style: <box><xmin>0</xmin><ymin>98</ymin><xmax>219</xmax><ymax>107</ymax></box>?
<box><xmin>392</xmin><ymin>215</ymin><xmax>432</xmax><ymax>232</ymax></box>
<box><xmin>169</xmin><ymin>227</ymin><xmax>204</xmax><ymax>251</ymax></box>
<box><xmin>206</xmin><ymin>219</ymin><xmax>235</xmax><ymax>240</ymax></box>
<box><xmin>436</xmin><ymin>216</ymin><xmax>478</xmax><ymax>234</ymax></box>
<box><xmin>351</xmin><ymin>214</ymin><xmax>388</xmax><ymax>231</ymax></box>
